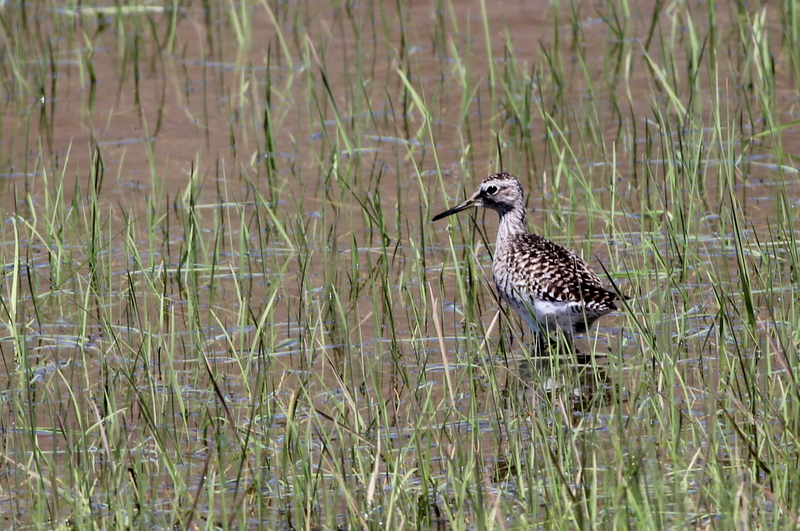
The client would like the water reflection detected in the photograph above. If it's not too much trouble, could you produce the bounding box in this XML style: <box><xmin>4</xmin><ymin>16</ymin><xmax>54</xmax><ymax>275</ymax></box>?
<box><xmin>511</xmin><ymin>347</ymin><xmax>619</xmax><ymax>421</ymax></box>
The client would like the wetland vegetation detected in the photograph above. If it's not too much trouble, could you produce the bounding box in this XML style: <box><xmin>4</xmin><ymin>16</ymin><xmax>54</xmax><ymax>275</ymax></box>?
<box><xmin>1</xmin><ymin>0</ymin><xmax>800</xmax><ymax>528</ymax></box>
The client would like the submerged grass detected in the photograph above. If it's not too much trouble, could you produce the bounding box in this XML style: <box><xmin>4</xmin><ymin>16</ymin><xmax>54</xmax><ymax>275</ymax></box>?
<box><xmin>1</xmin><ymin>0</ymin><xmax>800</xmax><ymax>529</ymax></box>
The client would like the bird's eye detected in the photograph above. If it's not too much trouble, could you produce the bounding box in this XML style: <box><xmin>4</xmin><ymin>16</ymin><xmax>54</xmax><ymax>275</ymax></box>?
<box><xmin>486</xmin><ymin>185</ymin><xmax>498</xmax><ymax>195</ymax></box>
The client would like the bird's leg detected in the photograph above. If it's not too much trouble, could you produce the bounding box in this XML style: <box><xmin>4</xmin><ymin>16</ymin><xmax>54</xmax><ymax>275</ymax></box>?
<box><xmin>562</xmin><ymin>333</ymin><xmax>577</xmax><ymax>354</ymax></box>
<box><xmin>546</xmin><ymin>331</ymin><xmax>579</xmax><ymax>359</ymax></box>
<box><xmin>526</xmin><ymin>333</ymin><xmax>550</xmax><ymax>357</ymax></box>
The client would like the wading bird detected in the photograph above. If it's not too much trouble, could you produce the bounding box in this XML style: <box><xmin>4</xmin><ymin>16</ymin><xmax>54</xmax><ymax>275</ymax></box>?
<box><xmin>433</xmin><ymin>172</ymin><xmax>623</xmax><ymax>352</ymax></box>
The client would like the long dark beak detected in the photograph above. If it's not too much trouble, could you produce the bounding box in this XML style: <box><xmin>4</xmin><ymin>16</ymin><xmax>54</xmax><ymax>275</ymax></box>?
<box><xmin>431</xmin><ymin>197</ymin><xmax>476</xmax><ymax>221</ymax></box>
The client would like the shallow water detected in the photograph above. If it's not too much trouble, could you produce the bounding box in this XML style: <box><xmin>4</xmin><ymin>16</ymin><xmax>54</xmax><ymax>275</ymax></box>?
<box><xmin>1</xmin><ymin>0</ymin><xmax>799</xmax><ymax>527</ymax></box>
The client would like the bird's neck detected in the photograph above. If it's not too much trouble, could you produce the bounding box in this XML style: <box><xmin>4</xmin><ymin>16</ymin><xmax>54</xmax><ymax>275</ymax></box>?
<box><xmin>497</xmin><ymin>205</ymin><xmax>527</xmax><ymax>242</ymax></box>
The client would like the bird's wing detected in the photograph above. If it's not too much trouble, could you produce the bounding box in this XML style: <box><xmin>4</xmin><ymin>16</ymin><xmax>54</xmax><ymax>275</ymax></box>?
<box><xmin>503</xmin><ymin>233</ymin><xmax>619</xmax><ymax>311</ymax></box>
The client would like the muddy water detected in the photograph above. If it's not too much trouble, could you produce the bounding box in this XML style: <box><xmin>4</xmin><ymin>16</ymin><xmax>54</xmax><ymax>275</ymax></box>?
<box><xmin>1</xmin><ymin>0</ymin><xmax>799</xmax><ymax>526</ymax></box>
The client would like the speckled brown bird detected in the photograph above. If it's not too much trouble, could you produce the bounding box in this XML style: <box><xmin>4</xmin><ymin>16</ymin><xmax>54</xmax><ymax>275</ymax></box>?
<box><xmin>433</xmin><ymin>172</ymin><xmax>623</xmax><ymax>350</ymax></box>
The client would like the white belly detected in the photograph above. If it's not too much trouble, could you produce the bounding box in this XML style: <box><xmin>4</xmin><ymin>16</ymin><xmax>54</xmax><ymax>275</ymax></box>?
<box><xmin>506</xmin><ymin>295</ymin><xmax>594</xmax><ymax>337</ymax></box>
